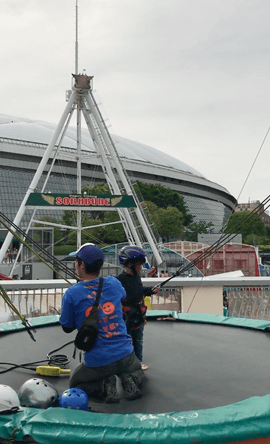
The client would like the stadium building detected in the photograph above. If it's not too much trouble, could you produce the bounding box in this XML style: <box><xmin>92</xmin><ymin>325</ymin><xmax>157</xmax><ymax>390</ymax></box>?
<box><xmin>0</xmin><ymin>112</ymin><xmax>236</xmax><ymax>235</ymax></box>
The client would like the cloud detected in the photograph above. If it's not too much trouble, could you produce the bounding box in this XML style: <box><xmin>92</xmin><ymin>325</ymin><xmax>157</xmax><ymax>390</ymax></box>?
<box><xmin>1</xmin><ymin>0</ymin><xmax>270</xmax><ymax>205</ymax></box>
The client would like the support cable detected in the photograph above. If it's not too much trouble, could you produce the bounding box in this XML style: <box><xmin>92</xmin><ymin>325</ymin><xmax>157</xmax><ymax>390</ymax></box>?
<box><xmin>0</xmin><ymin>212</ymin><xmax>78</xmax><ymax>282</ymax></box>
<box><xmin>237</xmin><ymin>126</ymin><xmax>270</xmax><ymax>202</ymax></box>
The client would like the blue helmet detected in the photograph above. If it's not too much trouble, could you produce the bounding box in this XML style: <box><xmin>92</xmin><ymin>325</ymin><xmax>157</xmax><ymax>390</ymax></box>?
<box><xmin>118</xmin><ymin>245</ymin><xmax>146</xmax><ymax>265</ymax></box>
<box><xmin>58</xmin><ymin>388</ymin><xmax>88</xmax><ymax>411</ymax></box>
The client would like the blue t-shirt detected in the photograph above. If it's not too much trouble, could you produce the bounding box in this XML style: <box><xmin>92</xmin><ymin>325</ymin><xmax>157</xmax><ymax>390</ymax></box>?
<box><xmin>59</xmin><ymin>276</ymin><xmax>133</xmax><ymax>367</ymax></box>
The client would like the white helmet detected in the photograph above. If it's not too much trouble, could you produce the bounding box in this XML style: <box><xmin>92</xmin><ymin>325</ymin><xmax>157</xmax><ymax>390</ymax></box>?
<box><xmin>18</xmin><ymin>378</ymin><xmax>59</xmax><ymax>409</ymax></box>
<box><xmin>0</xmin><ymin>384</ymin><xmax>21</xmax><ymax>413</ymax></box>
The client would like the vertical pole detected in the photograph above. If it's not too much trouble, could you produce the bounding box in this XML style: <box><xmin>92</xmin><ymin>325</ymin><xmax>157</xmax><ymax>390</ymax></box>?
<box><xmin>75</xmin><ymin>0</ymin><xmax>81</xmax><ymax>249</ymax></box>
<box><xmin>77</xmin><ymin>107</ymin><xmax>82</xmax><ymax>249</ymax></box>
<box><xmin>75</xmin><ymin>0</ymin><xmax>79</xmax><ymax>76</ymax></box>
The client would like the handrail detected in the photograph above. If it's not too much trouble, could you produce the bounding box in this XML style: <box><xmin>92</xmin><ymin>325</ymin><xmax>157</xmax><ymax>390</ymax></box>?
<box><xmin>0</xmin><ymin>276</ymin><xmax>270</xmax><ymax>291</ymax></box>
<box><xmin>1</xmin><ymin>277</ymin><xmax>270</xmax><ymax>321</ymax></box>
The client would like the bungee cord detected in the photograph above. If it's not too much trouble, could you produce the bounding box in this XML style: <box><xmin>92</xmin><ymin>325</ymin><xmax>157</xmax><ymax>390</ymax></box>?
<box><xmin>0</xmin><ymin>285</ymin><xmax>36</xmax><ymax>342</ymax></box>
<box><xmin>180</xmin><ymin>121</ymin><xmax>270</xmax><ymax>311</ymax></box>
<box><xmin>0</xmin><ymin>212</ymin><xmax>78</xmax><ymax>282</ymax></box>
<box><xmin>237</xmin><ymin>126</ymin><xmax>270</xmax><ymax>202</ymax></box>
<box><xmin>181</xmin><ymin>125</ymin><xmax>270</xmax><ymax>299</ymax></box>
<box><xmin>0</xmin><ymin>212</ymin><xmax>78</xmax><ymax>340</ymax></box>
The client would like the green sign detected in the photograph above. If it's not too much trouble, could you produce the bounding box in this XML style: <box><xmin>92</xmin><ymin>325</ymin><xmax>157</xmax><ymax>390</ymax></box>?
<box><xmin>26</xmin><ymin>193</ymin><xmax>136</xmax><ymax>208</ymax></box>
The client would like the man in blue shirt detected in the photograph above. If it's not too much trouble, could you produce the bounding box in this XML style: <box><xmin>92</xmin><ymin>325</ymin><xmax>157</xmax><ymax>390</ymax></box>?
<box><xmin>59</xmin><ymin>243</ymin><xmax>144</xmax><ymax>403</ymax></box>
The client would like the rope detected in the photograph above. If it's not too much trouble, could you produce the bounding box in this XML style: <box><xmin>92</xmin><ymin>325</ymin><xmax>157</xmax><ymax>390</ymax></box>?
<box><xmin>0</xmin><ymin>213</ymin><xmax>79</xmax><ymax>340</ymax></box>
<box><xmin>0</xmin><ymin>212</ymin><xmax>78</xmax><ymax>282</ymax></box>
<box><xmin>237</xmin><ymin>126</ymin><xmax>270</xmax><ymax>202</ymax></box>
<box><xmin>0</xmin><ymin>285</ymin><xmax>36</xmax><ymax>341</ymax></box>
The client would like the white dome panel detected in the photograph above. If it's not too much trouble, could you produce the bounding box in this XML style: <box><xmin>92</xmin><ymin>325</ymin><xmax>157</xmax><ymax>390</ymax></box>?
<box><xmin>0</xmin><ymin>113</ymin><xmax>203</xmax><ymax>177</ymax></box>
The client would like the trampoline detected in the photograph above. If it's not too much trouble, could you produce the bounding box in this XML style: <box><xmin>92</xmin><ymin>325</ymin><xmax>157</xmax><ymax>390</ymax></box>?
<box><xmin>0</xmin><ymin>311</ymin><xmax>270</xmax><ymax>443</ymax></box>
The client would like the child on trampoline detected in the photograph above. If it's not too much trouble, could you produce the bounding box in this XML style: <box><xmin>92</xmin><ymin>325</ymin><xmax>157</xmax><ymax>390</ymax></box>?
<box><xmin>116</xmin><ymin>245</ymin><xmax>159</xmax><ymax>371</ymax></box>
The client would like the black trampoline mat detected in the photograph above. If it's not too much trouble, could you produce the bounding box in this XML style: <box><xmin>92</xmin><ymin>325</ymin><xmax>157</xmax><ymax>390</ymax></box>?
<box><xmin>0</xmin><ymin>319</ymin><xmax>269</xmax><ymax>415</ymax></box>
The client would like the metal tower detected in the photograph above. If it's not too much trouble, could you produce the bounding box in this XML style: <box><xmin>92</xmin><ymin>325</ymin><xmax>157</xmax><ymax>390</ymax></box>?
<box><xmin>0</xmin><ymin>2</ymin><xmax>163</xmax><ymax>267</ymax></box>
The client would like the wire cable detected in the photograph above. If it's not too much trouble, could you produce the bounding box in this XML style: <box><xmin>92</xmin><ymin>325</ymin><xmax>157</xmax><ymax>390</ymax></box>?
<box><xmin>237</xmin><ymin>126</ymin><xmax>270</xmax><ymax>202</ymax></box>
<box><xmin>0</xmin><ymin>211</ymin><xmax>78</xmax><ymax>281</ymax></box>
<box><xmin>0</xmin><ymin>340</ymin><xmax>73</xmax><ymax>375</ymax></box>
<box><xmin>156</xmin><ymin>196</ymin><xmax>270</xmax><ymax>290</ymax></box>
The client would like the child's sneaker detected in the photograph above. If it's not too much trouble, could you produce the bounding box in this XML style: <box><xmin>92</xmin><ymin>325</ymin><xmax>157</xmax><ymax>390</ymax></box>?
<box><xmin>141</xmin><ymin>363</ymin><xmax>148</xmax><ymax>371</ymax></box>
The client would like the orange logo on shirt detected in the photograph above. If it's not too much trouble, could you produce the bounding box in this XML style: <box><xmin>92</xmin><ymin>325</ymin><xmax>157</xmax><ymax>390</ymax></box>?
<box><xmin>85</xmin><ymin>306</ymin><xmax>93</xmax><ymax>317</ymax></box>
<box><xmin>101</xmin><ymin>302</ymin><xmax>115</xmax><ymax>315</ymax></box>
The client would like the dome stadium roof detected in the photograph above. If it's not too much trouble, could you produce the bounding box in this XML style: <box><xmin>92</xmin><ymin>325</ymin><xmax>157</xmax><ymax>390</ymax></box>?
<box><xmin>0</xmin><ymin>113</ymin><xmax>204</xmax><ymax>178</ymax></box>
<box><xmin>0</xmin><ymin>112</ymin><xmax>236</xmax><ymax>235</ymax></box>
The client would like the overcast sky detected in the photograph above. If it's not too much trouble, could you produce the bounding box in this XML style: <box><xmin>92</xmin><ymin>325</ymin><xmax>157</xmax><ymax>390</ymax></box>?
<box><xmin>1</xmin><ymin>0</ymin><xmax>270</xmax><ymax>206</ymax></box>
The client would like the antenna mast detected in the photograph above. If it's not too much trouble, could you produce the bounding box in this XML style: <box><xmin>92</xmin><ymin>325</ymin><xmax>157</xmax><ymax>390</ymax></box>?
<box><xmin>75</xmin><ymin>0</ymin><xmax>82</xmax><ymax>248</ymax></box>
<box><xmin>75</xmin><ymin>0</ymin><xmax>78</xmax><ymax>75</ymax></box>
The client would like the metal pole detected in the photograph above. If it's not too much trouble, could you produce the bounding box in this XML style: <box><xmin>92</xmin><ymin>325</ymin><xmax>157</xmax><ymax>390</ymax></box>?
<box><xmin>85</xmin><ymin>92</ymin><xmax>163</xmax><ymax>265</ymax></box>
<box><xmin>82</xmin><ymin>107</ymin><xmax>140</xmax><ymax>246</ymax></box>
<box><xmin>8</xmin><ymin>109</ymin><xmax>75</xmax><ymax>276</ymax></box>
<box><xmin>0</xmin><ymin>91</ymin><xmax>77</xmax><ymax>264</ymax></box>
<box><xmin>77</xmin><ymin>107</ymin><xmax>82</xmax><ymax>249</ymax></box>
<box><xmin>75</xmin><ymin>0</ymin><xmax>79</xmax><ymax>76</ymax></box>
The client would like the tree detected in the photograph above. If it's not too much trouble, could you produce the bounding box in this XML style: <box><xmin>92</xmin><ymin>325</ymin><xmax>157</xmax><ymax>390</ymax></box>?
<box><xmin>244</xmin><ymin>233</ymin><xmax>269</xmax><ymax>246</ymax></box>
<box><xmin>84</xmin><ymin>183</ymin><xmax>110</xmax><ymax>194</ymax></box>
<box><xmin>135</xmin><ymin>182</ymin><xmax>192</xmax><ymax>226</ymax></box>
<box><xmin>225</xmin><ymin>210</ymin><xmax>266</xmax><ymax>244</ymax></box>
<box><xmin>141</xmin><ymin>201</ymin><xmax>159</xmax><ymax>222</ymax></box>
<box><xmin>100</xmin><ymin>211</ymin><xmax>126</xmax><ymax>244</ymax></box>
<box><xmin>155</xmin><ymin>206</ymin><xmax>185</xmax><ymax>242</ymax></box>
<box><xmin>185</xmin><ymin>221</ymin><xmax>214</xmax><ymax>242</ymax></box>
<box><xmin>67</xmin><ymin>217</ymin><xmax>103</xmax><ymax>245</ymax></box>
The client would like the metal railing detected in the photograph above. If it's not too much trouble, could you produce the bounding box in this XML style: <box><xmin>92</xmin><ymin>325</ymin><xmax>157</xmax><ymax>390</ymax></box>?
<box><xmin>1</xmin><ymin>276</ymin><xmax>270</xmax><ymax>322</ymax></box>
<box><xmin>225</xmin><ymin>286</ymin><xmax>270</xmax><ymax>319</ymax></box>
